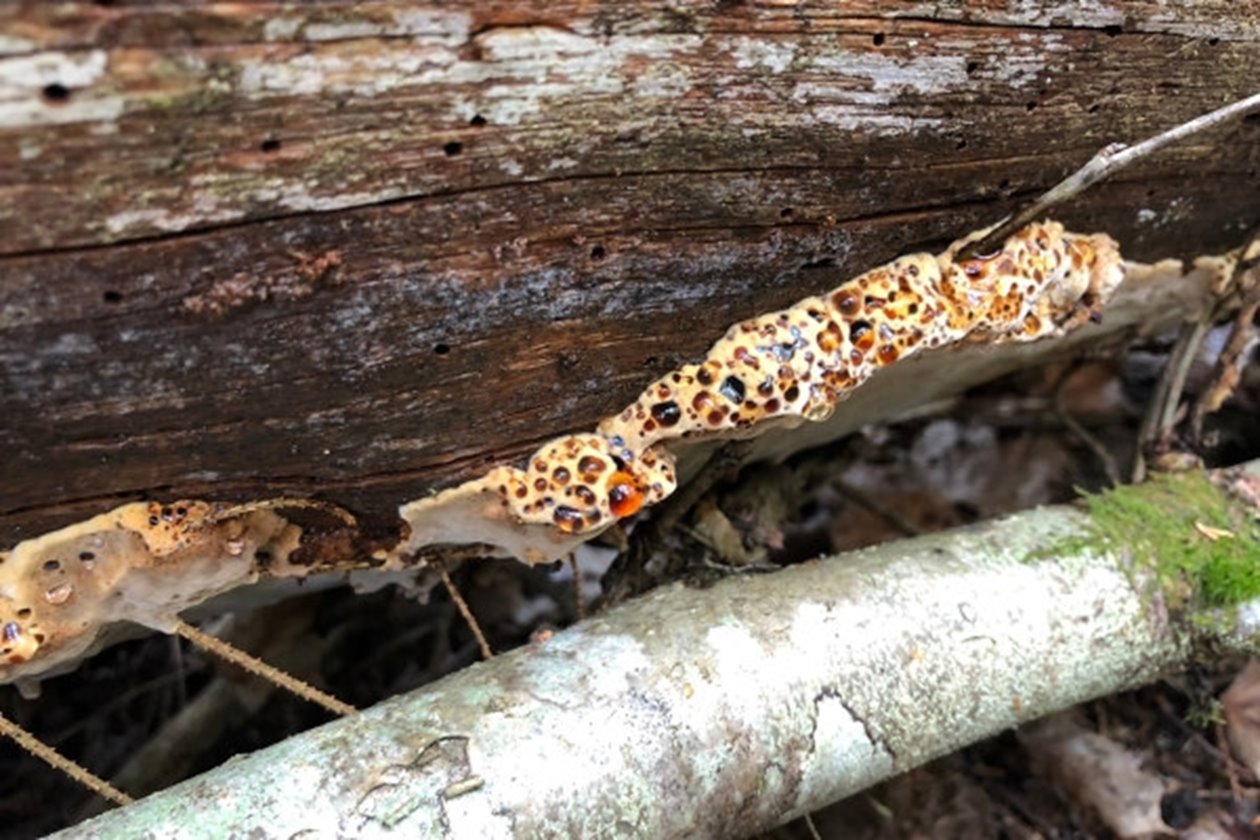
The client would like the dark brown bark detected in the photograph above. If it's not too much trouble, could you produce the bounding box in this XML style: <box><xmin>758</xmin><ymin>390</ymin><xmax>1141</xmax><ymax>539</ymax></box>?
<box><xmin>2</xmin><ymin>1</ymin><xmax>1258</xmax><ymax>543</ymax></box>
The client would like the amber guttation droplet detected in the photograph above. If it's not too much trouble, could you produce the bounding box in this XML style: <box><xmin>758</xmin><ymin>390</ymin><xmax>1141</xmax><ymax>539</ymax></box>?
<box><xmin>850</xmin><ymin>320</ymin><xmax>874</xmax><ymax>351</ymax></box>
<box><xmin>553</xmin><ymin>466</ymin><xmax>570</xmax><ymax>485</ymax></box>
<box><xmin>833</xmin><ymin>290</ymin><xmax>860</xmax><ymax>316</ymax></box>
<box><xmin>575</xmin><ymin>485</ymin><xmax>597</xmax><ymax>505</ymax></box>
<box><xmin>817</xmin><ymin>322</ymin><xmax>842</xmax><ymax>354</ymax></box>
<box><xmin>719</xmin><ymin>375</ymin><xmax>745</xmax><ymax>404</ymax></box>
<box><xmin>2</xmin><ymin>622</ymin><xmax>19</xmax><ymax>642</ymax></box>
<box><xmin>877</xmin><ymin>344</ymin><xmax>899</xmax><ymax>364</ymax></box>
<box><xmin>607</xmin><ymin>472</ymin><xmax>645</xmax><ymax>518</ymax></box>
<box><xmin>650</xmin><ymin>400</ymin><xmax>681</xmax><ymax>427</ymax></box>
<box><xmin>577</xmin><ymin>455</ymin><xmax>606</xmax><ymax>477</ymax></box>
<box><xmin>553</xmin><ymin>505</ymin><xmax>585</xmax><ymax>533</ymax></box>
<box><xmin>784</xmin><ymin>385</ymin><xmax>800</xmax><ymax>402</ymax></box>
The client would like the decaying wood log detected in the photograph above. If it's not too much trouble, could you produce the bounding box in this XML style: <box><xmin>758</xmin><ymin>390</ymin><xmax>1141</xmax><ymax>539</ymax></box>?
<box><xmin>2</xmin><ymin>2</ymin><xmax>1259</xmax><ymax>544</ymax></box>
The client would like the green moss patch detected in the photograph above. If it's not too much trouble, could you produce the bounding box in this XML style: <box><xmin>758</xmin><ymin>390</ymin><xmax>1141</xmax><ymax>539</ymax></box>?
<box><xmin>1076</xmin><ymin>472</ymin><xmax>1260</xmax><ymax>610</ymax></box>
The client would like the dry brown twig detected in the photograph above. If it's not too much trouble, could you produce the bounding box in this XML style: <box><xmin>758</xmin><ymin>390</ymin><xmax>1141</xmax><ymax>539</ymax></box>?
<box><xmin>966</xmin><ymin>92</ymin><xmax>1260</xmax><ymax>258</ymax></box>
<box><xmin>1189</xmin><ymin>228</ymin><xmax>1260</xmax><ymax>442</ymax></box>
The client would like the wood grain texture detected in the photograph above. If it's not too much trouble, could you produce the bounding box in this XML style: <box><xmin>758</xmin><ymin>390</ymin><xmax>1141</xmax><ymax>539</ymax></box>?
<box><xmin>2</xmin><ymin>1</ymin><xmax>1258</xmax><ymax>542</ymax></box>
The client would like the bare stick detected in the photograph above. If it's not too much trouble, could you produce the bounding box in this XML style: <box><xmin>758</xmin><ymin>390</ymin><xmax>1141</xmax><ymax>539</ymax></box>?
<box><xmin>437</xmin><ymin>564</ymin><xmax>494</xmax><ymax>660</ymax></box>
<box><xmin>568</xmin><ymin>553</ymin><xmax>586</xmax><ymax>622</ymax></box>
<box><xmin>1190</xmin><ymin>228</ymin><xmax>1260</xmax><ymax>441</ymax></box>
<box><xmin>966</xmin><ymin>91</ymin><xmax>1260</xmax><ymax>257</ymax></box>
<box><xmin>173</xmin><ymin>620</ymin><xmax>356</xmax><ymax>717</ymax></box>
<box><xmin>0</xmin><ymin>711</ymin><xmax>133</xmax><ymax>807</ymax></box>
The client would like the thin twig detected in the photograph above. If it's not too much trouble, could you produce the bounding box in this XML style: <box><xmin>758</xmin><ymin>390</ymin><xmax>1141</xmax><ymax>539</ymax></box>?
<box><xmin>0</xmin><ymin>711</ymin><xmax>133</xmax><ymax>807</ymax></box>
<box><xmin>173</xmin><ymin>620</ymin><xmax>356</xmax><ymax>717</ymax></box>
<box><xmin>1053</xmin><ymin>378</ymin><xmax>1121</xmax><ymax>487</ymax></box>
<box><xmin>831</xmin><ymin>478</ymin><xmax>921</xmax><ymax>537</ymax></box>
<box><xmin>966</xmin><ymin>91</ymin><xmax>1260</xmax><ymax>257</ymax></box>
<box><xmin>1132</xmin><ymin>319</ymin><xmax>1212</xmax><ymax>482</ymax></box>
<box><xmin>568</xmin><ymin>553</ymin><xmax>586</xmax><ymax>622</ymax></box>
<box><xmin>1190</xmin><ymin>228</ymin><xmax>1260</xmax><ymax>442</ymax></box>
<box><xmin>437</xmin><ymin>563</ymin><xmax>494</xmax><ymax>661</ymax></box>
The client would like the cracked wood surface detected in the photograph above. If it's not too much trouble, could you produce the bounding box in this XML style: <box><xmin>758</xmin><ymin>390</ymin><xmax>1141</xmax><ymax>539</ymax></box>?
<box><xmin>2</xmin><ymin>1</ymin><xmax>1259</xmax><ymax>542</ymax></box>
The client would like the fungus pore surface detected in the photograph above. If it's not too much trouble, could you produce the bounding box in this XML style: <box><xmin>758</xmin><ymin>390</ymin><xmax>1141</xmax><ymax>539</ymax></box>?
<box><xmin>398</xmin><ymin>220</ymin><xmax>1124</xmax><ymax>564</ymax></box>
<box><xmin>0</xmin><ymin>220</ymin><xmax>1136</xmax><ymax>684</ymax></box>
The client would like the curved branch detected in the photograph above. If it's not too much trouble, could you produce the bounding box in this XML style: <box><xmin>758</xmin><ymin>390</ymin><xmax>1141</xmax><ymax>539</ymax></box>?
<box><xmin>56</xmin><ymin>462</ymin><xmax>1260</xmax><ymax>839</ymax></box>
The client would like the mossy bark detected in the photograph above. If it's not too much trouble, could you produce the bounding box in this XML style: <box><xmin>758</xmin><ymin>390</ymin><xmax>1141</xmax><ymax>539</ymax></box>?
<box><xmin>55</xmin><ymin>462</ymin><xmax>1260</xmax><ymax>839</ymax></box>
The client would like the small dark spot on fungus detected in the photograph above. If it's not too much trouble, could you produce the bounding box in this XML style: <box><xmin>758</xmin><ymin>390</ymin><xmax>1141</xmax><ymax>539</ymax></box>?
<box><xmin>469</xmin><ymin>114</ymin><xmax>487</xmax><ymax>126</ymax></box>
<box><xmin>650</xmin><ymin>401</ymin><xmax>681</xmax><ymax>427</ymax></box>
<box><xmin>1207</xmin><ymin>36</ymin><xmax>1220</xmax><ymax>46</ymax></box>
<box><xmin>1087</xmin><ymin>103</ymin><xmax>1101</xmax><ymax>114</ymax></box>
<box><xmin>955</xmin><ymin>138</ymin><xmax>968</xmax><ymax>150</ymax></box>
<box><xmin>148</xmin><ymin>515</ymin><xmax>160</xmax><ymax>526</ymax></box>
<box><xmin>260</xmin><ymin>137</ymin><xmax>281</xmax><ymax>153</ymax></box>
<box><xmin>443</xmin><ymin>141</ymin><xmax>463</xmax><ymax>156</ymax></box>
<box><xmin>42</xmin><ymin>83</ymin><xmax>71</xmax><ymax>103</ymax></box>
<box><xmin>553</xmin><ymin>505</ymin><xmax>585</xmax><ymax>533</ymax></box>
<box><xmin>42</xmin><ymin>560</ymin><xmax>61</xmax><ymax>573</ymax></box>
<box><xmin>780</xmin><ymin>207</ymin><xmax>794</xmax><ymax>219</ymax></box>
<box><xmin>589</xmin><ymin>245</ymin><xmax>606</xmax><ymax>261</ymax></box>
<box><xmin>965</xmin><ymin>60</ymin><xmax>979</xmax><ymax>75</ymax></box>
<box><xmin>103</xmin><ymin>290</ymin><xmax>123</xmax><ymax>304</ymax></box>
<box><xmin>872</xmin><ymin>32</ymin><xmax>886</xmax><ymax>46</ymax></box>
<box><xmin>719</xmin><ymin>375</ymin><xmax>746</xmax><ymax>404</ymax></box>
<box><xmin>433</xmin><ymin>342</ymin><xmax>451</xmax><ymax>355</ymax></box>
<box><xmin>1025</xmin><ymin>101</ymin><xmax>1037</xmax><ymax>112</ymax></box>
<box><xmin>1103</xmin><ymin>24</ymin><xmax>1123</xmax><ymax>37</ymax></box>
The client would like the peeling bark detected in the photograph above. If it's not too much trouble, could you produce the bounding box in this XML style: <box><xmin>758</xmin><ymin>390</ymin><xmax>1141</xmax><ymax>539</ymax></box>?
<box><xmin>53</xmin><ymin>461</ymin><xmax>1260</xmax><ymax>839</ymax></box>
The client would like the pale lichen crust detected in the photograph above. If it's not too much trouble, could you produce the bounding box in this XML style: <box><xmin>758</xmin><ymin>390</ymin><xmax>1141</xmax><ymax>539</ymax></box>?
<box><xmin>399</xmin><ymin>220</ymin><xmax>1125</xmax><ymax>564</ymax></box>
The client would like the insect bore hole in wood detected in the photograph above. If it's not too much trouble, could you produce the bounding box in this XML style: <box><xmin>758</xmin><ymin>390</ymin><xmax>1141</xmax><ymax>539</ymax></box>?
<box><xmin>41</xmin><ymin>84</ymin><xmax>70</xmax><ymax>104</ymax></box>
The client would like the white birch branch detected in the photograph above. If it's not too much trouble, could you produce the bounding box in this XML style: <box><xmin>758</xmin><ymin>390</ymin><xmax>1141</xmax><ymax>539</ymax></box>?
<box><xmin>55</xmin><ymin>461</ymin><xmax>1260</xmax><ymax>839</ymax></box>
